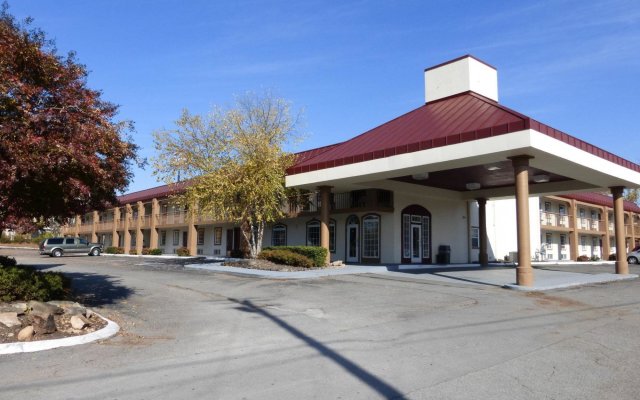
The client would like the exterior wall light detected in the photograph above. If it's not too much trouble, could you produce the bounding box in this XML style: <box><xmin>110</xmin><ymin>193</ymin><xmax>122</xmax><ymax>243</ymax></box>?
<box><xmin>465</xmin><ymin>182</ymin><xmax>481</xmax><ymax>190</ymax></box>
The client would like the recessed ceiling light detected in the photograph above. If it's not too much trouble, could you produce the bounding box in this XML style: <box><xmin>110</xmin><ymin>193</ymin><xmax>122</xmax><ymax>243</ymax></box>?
<box><xmin>484</xmin><ymin>164</ymin><xmax>501</xmax><ymax>171</ymax></box>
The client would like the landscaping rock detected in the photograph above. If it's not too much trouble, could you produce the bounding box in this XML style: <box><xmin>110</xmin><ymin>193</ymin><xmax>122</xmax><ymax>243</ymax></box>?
<box><xmin>48</xmin><ymin>300</ymin><xmax>81</xmax><ymax>308</ymax></box>
<box><xmin>0</xmin><ymin>302</ymin><xmax>27</xmax><ymax>314</ymax></box>
<box><xmin>28</xmin><ymin>313</ymin><xmax>57</xmax><ymax>334</ymax></box>
<box><xmin>0</xmin><ymin>312</ymin><xmax>22</xmax><ymax>328</ymax></box>
<box><xmin>28</xmin><ymin>300</ymin><xmax>63</xmax><ymax>315</ymax></box>
<box><xmin>17</xmin><ymin>326</ymin><xmax>34</xmax><ymax>341</ymax></box>
<box><xmin>70</xmin><ymin>315</ymin><xmax>90</xmax><ymax>330</ymax></box>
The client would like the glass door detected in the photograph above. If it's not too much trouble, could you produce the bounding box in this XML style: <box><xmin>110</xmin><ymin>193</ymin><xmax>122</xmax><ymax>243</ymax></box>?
<box><xmin>411</xmin><ymin>224</ymin><xmax>422</xmax><ymax>263</ymax></box>
<box><xmin>346</xmin><ymin>224</ymin><xmax>359</xmax><ymax>262</ymax></box>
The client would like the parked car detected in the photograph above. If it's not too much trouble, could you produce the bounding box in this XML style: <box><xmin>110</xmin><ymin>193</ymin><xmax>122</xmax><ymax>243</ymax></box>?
<box><xmin>628</xmin><ymin>250</ymin><xmax>640</xmax><ymax>265</ymax></box>
<box><xmin>39</xmin><ymin>237</ymin><xmax>103</xmax><ymax>257</ymax></box>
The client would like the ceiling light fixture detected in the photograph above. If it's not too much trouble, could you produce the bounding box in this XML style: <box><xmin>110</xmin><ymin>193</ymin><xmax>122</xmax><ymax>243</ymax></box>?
<box><xmin>532</xmin><ymin>174</ymin><xmax>550</xmax><ymax>183</ymax></box>
<box><xmin>411</xmin><ymin>172</ymin><xmax>429</xmax><ymax>180</ymax></box>
<box><xmin>465</xmin><ymin>182</ymin><xmax>481</xmax><ymax>190</ymax></box>
<box><xmin>484</xmin><ymin>164</ymin><xmax>501</xmax><ymax>171</ymax></box>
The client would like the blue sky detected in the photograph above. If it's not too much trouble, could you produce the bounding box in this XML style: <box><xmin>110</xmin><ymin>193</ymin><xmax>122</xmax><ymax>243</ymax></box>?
<box><xmin>8</xmin><ymin>0</ymin><xmax>640</xmax><ymax>194</ymax></box>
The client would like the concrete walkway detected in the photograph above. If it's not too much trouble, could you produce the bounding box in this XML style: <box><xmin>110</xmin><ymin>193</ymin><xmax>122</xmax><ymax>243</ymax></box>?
<box><xmin>185</xmin><ymin>261</ymin><xmax>638</xmax><ymax>291</ymax></box>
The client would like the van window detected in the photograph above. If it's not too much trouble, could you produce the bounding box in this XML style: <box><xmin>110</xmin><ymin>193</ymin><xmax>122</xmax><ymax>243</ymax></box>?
<box><xmin>48</xmin><ymin>238</ymin><xmax>63</xmax><ymax>245</ymax></box>
<box><xmin>65</xmin><ymin>238</ymin><xmax>75</xmax><ymax>245</ymax></box>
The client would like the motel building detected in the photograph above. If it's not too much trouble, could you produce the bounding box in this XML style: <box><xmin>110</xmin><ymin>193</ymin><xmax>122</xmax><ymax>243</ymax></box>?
<box><xmin>63</xmin><ymin>56</ymin><xmax>640</xmax><ymax>287</ymax></box>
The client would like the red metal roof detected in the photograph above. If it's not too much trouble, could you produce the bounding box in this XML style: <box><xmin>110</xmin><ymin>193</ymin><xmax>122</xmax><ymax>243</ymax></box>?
<box><xmin>294</xmin><ymin>142</ymin><xmax>343</xmax><ymax>165</ymax></box>
<box><xmin>559</xmin><ymin>192</ymin><xmax>640</xmax><ymax>213</ymax></box>
<box><xmin>287</xmin><ymin>91</ymin><xmax>640</xmax><ymax>175</ymax></box>
<box><xmin>117</xmin><ymin>182</ymin><xmax>186</xmax><ymax>205</ymax></box>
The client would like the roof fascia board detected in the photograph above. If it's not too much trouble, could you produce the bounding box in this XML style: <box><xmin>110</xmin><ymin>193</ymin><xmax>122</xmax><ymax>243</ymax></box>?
<box><xmin>285</xmin><ymin>129</ymin><xmax>534</xmax><ymax>188</ymax></box>
<box><xmin>528</xmin><ymin>130</ymin><xmax>640</xmax><ymax>188</ymax></box>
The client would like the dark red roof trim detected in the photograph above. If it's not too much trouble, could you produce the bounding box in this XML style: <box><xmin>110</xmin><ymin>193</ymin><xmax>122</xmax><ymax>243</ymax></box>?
<box><xmin>559</xmin><ymin>192</ymin><xmax>640</xmax><ymax>213</ymax></box>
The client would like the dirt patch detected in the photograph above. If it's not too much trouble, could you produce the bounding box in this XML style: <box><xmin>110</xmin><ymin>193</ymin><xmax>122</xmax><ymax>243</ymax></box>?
<box><xmin>527</xmin><ymin>292</ymin><xmax>586</xmax><ymax>308</ymax></box>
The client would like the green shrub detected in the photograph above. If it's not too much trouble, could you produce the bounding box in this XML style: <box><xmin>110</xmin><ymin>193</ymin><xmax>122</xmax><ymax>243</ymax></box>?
<box><xmin>577</xmin><ymin>255</ymin><xmax>590</xmax><ymax>262</ymax></box>
<box><xmin>0</xmin><ymin>265</ymin><xmax>70</xmax><ymax>302</ymax></box>
<box><xmin>105</xmin><ymin>246</ymin><xmax>124</xmax><ymax>254</ymax></box>
<box><xmin>176</xmin><ymin>247</ymin><xmax>191</xmax><ymax>256</ymax></box>
<box><xmin>129</xmin><ymin>249</ymin><xmax>138</xmax><ymax>255</ymax></box>
<box><xmin>258</xmin><ymin>249</ymin><xmax>315</xmax><ymax>268</ymax></box>
<box><xmin>590</xmin><ymin>255</ymin><xmax>600</xmax><ymax>261</ymax></box>
<box><xmin>147</xmin><ymin>248</ymin><xmax>162</xmax><ymax>255</ymax></box>
<box><xmin>263</xmin><ymin>246</ymin><xmax>328</xmax><ymax>267</ymax></box>
<box><xmin>0</xmin><ymin>255</ymin><xmax>17</xmax><ymax>267</ymax></box>
<box><xmin>608</xmin><ymin>253</ymin><xmax>617</xmax><ymax>261</ymax></box>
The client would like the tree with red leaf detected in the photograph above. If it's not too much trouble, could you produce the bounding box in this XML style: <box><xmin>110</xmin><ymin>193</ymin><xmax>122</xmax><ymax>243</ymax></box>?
<box><xmin>0</xmin><ymin>3</ymin><xmax>140</xmax><ymax>231</ymax></box>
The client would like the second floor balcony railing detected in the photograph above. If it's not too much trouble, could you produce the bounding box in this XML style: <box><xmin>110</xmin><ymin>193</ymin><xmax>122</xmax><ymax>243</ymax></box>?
<box><xmin>575</xmin><ymin>217</ymin><xmax>602</xmax><ymax>231</ymax></box>
<box><xmin>540</xmin><ymin>211</ymin><xmax>571</xmax><ymax>228</ymax></box>
<box><xmin>78</xmin><ymin>222</ymin><xmax>93</xmax><ymax>233</ymax></box>
<box><xmin>288</xmin><ymin>189</ymin><xmax>394</xmax><ymax>215</ymax></box>
<box><xmin>158</xmin><ymin>211</ymin><xmax>188</xmax><ymax>226</ymax></box>
<box><xmin>96</xmin><ymin>220</ymin><xmax>114</xmax><ymax>231</ymax></box>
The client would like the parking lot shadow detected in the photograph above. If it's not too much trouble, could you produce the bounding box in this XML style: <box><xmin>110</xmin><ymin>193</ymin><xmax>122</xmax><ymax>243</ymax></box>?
<box><xmin>20</xmin><ymin>263</ymin><xmax>134</xmax><ymax>307</ymax></box>
<box><xmin>64</xmin><ymin>271</ymin><xmax>135</xmax><ymax>307</ymax></box>
<box><xmin>230</xmin><ymin>298</ymin><xmax>406</xmax><ymax>399</ymax></box>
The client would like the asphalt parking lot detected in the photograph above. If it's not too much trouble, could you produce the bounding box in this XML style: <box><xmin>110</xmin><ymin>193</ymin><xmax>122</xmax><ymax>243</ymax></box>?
<box><xmin>2</xmin><ymin>248</ymin><xmax>640</xmax><ymax>400</ymax></box>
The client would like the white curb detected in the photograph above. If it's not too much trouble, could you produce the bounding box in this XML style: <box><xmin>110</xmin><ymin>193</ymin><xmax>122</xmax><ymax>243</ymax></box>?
<box><xmin>0</xmin><ymin>312</ymin><xmax>120</xmax><ymax>355</ymax></box>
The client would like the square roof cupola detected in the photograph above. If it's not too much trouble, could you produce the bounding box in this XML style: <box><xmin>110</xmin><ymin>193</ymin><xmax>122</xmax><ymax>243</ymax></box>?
<box><xmin>425</xmin><ymin>55</ymin><xmax>498</xmax><ymax>103</ymax></box>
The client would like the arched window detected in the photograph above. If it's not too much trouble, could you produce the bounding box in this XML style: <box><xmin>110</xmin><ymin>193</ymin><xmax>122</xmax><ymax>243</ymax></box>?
<box><xmin>272</xmin><ymin>224</ymin><xmax>287</xmax><ymax>247</ymax></box>
<box><xmin>362</xmin><ymin>214</ymin><xmax>380</xmax><ymax>262</ymax></box>
<box><xmin>306</xmin><ymin>220</ymin><xmax>320</xmax><ymax>246</ymax></box>
<box><xmin>306</xmin><ymin>219</ymin><xmax>336</xmax><ymax>252</ymax></box>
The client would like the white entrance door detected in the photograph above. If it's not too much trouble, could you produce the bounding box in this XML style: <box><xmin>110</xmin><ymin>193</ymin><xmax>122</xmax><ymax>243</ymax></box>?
<box><xmin>411</xmin><ymin>224</ymin><xmax>422</xmax><ymax>263</ymax></box>
<box><xmin>346</xmin><ymin>224</ymin><xmax>359</xmax><ymax>263</ymax></box>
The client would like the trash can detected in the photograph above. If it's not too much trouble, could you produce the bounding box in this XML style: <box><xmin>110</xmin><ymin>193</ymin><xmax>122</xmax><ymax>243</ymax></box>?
<box><xmin>437</xmin><ymin>245</ymin><xmax>451</xmax><ymax>264</ymax></box>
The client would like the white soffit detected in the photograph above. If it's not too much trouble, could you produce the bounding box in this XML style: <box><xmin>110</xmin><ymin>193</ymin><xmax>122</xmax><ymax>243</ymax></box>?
<box><xmin>286</xmin><ymin>129</ymin><xmax>640</xmax><ymax>191</ymax></box>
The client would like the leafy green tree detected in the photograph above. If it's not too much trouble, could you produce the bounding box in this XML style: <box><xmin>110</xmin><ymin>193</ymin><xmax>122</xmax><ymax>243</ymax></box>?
<box><xmin>625</xmin><ymin>188</ymin><xmax>639</xmax><ymax>205</ymax></box>
<box><xmin>0</xmin><ymin>3</ymin><xmax>140</xmax><ymax>230</ymax></box>
<box><xmin>152</xmin><ymin>92</ymin><xmax>300</xmax><ymax>258</ymax></box>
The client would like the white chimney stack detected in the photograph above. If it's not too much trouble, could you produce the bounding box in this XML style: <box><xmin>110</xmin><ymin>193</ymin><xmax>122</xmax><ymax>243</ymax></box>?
<box><xmin>424</xmin><ymin>55</ymin><xmax>498</xmax><ymax>103</ymax></box>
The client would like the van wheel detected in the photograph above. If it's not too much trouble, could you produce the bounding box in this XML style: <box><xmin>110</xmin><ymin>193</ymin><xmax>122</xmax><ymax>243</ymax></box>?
<box><xmin>628</xmin><ymin>256</ymin><xmax>638</xmax><ymax>264</ymax></box>
<box><xmin>90</xmin><ymin>248</ymin><xmax>101</xmax><ymax>256</ymax></box>
<box><xmin>52</xmin><ymin>249</ymin><xmax>63</xmax><ymax>257</ymax></box>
